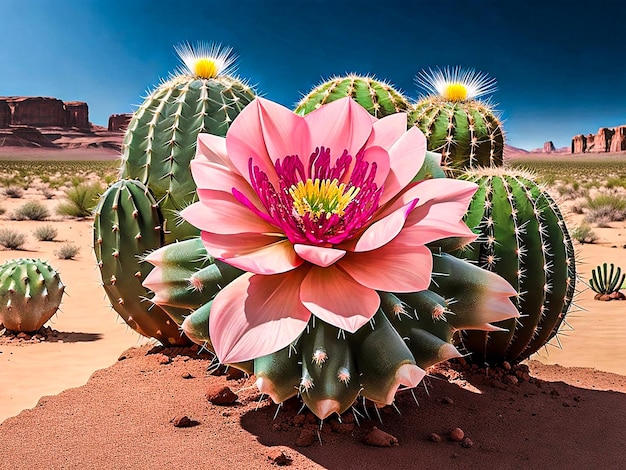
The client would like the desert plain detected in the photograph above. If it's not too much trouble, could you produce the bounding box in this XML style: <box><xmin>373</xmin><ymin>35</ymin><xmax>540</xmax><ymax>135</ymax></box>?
<box><xmin>0</xmin><ymin>148</ymin><xmax>625</xmax><ymax>469</ymax></box>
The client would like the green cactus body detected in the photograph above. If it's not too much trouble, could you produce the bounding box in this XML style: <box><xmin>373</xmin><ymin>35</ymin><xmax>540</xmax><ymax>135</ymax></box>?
<box><xmin>409</xmin><ymin>99</ymin><xmax>504</xmax><ymax>171</ymax></box>
<box><xmin>0</xmin><ymin>258</ymin><xmax>64</xmax><ymax>332</ymax></box>
<box><xmin>119</xmin><ymin>49</ymin><xmax>256</xmax><ymax>244</ymax></box>
<box><xmin>454</xmin><ymin>168</ymin><xmax>576</xmax><ymax>364</ymax></box>
<box><xmin>295</xmin><ymin>75</ymin><xmax>410</xmax><ymax>118</ymax></box>
<box><xmin>93</xmin><ymin>179</ymin><xmax>187</xmax><ymax>346</ymax></box>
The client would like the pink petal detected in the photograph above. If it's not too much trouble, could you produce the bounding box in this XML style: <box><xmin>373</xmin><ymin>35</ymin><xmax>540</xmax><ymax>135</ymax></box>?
<box><xmin>210</xmin><ymin>270</ymin><xmax>311</xmax><ymax>363</ymax></box>
<box><xmin>365</xmin><ymin>113</ymin><xmax>408</xmax><ymax>150</ymax></box>
<box><xmin>339</xmin><ymin>244</ymin><xmax>432</xmax><ymax>293</ymax></box>
<box><xmin>225</xmin><ymin>98</ymin><xmax>310</xmax><ymax>187</ymax></box>
<box><xmin>405</xmin><ymin>179</ymin><xmax>478</xmax><ymax>227</ymax></box>
<box><xmin>195</xmin><ymin>133</ymin><xmax>237</xmax><ymax>172</ymax></box>
<box><xmin>181</xmin><ymin>193</ymin><xmax>275</xmax><ymax>235</ymax></box>
<box><xmin>396</xmin><ymin>219</ymin><xmax>477</xmax><ymax>247</ymax></box>
<box><xmin>294</xmin><ymin>244</ymin><xmax>346</xmax><ymax>267</ymax></box>
<box><xmin>304</xmin><ymin>97</ymin><xmax>373</xmax><ymax>164</ymax></box>
<box><xmin>360</xmin><ymin>145</ymin><xmax>390</xmax><ymax>188</ymax></box>
<box><xmin>300</xmin><ymin>265</ymin><xmax>380</xmax><ymax>332</ymax></box>
<box><xmin>201</xmin><ymin>231</ymin><xmax>302</xmax><ymax>275</ymax></box>
<box><xmin>380</xmin><ymin>126</ymin><xmax>427</xmax><ymax>204</ymax></box>
<box><xmin>350</xmin><ymin>199</ymin><xmax>418</xmax><ymax>252</ymax></box>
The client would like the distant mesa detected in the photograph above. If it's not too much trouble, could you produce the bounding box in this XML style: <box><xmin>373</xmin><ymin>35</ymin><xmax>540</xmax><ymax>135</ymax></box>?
<box><xmin>0</xmin><ymin>96</ymin><xmax>126</xmax><ymax>152</ymax></box>
<box><xmin>543</xmin><ymin>141</ymin><xmax>556</xmax><ymax>153</ymax></box>
<box><xmin>108</xmin><ymin>113</ymin><xmax>132</xmax><ymax>132</ymax></box>
<box><xmin>572</xmin><ymin>126</ymin><xmax>626</xmax><ymax>154</ymax></box>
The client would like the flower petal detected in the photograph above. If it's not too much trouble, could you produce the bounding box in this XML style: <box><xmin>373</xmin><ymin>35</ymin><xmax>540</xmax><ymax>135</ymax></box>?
<box><xmin>201</xmin><ymin>231</ymin><xmax>302</xmax><ymax>275</ymax></box>
<box><xmin>300</xmin><ymin>265</ymin><xmax>380</xmax><ymax>332</ymax></box>
<box><xmin>304</xmin><ymin>97</ymin><xmax>373</xmax><ymax>163</ymax></box>
<box><xmin>365</xmin><ymin>113</ymin><xmax>408</xmax><ymax>150</ymax></box>
<box><xmin>380</xmin><ymin>126</ymin><xmax>427</xmax><ymax>204</ymax></box>
<box><xmin>210</xmin><ymin>270</ymin><xmax>311</xmax><ymax>363</ymax></box>
<box><xmin>195</xmin><ymin>133</ymin><xmax>237</xmax><ymax>172</ymax></box>
<box><xmin>181</xmin><ymin>193</ymin><xmax>275</xmax><ymax>235</ymax></box>
<box><xmin>225</xmin><ymin>98</ymin><xmax>310</xmax><ymax>186</ymax></box>
<box><xmin>339</xmin><ymin>244</ymin><xmax>433</xmax><ymax>293</ymax></box>
<box><xmin>294</xmin><ymin>244</ymin><xmax>346</xmax><ymax>267</ymax></box>
<box><xmin>350</xmin><ymin>199</ymin><xmax>418</xmax><ymax>252</ymax></box>
<box><xmin>395</xmin><ymin>219</ymin><xmax>477</xmax><ymax>247</ymax></box>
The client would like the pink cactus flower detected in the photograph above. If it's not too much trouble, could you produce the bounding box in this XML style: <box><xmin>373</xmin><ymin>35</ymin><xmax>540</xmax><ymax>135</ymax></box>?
<box><xmin>181</xmin><ymin>97</ymin><xmax>479</xmax><ymax>363</ymax></box>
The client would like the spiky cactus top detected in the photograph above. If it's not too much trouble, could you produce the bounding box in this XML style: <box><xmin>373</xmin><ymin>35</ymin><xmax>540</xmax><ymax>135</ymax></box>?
<box><xmin>0</xmin><ymin>258</ymin><xmax>64</xmax><ymax>332</ymax></box>
<box><xmin>295</xmin><ymin>74</ymin><xmax>410</xmax><ymax>118</ymax></box>
<box><xmin>409</xmin><ymin>67</ymin><xmax>504</xmax><ymax>173</ymax></box>
<box><xmin>119</xmin><ymin>43</ymin><xmax>257</xmax><ymax>244</ymax></box>
<box><xmin>453</xmin><ymin>167</ymin><xmax>576</xmax><ymax>365</ymax></box>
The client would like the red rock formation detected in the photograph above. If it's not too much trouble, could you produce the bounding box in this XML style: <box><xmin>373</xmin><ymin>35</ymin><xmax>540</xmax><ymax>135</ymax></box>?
<box><xmin>543</xmin><ymin>141</ymin><xmax>555</xmax><ymax>153</ymax></box>
<box><xmin>592</xmin><ymin>127</ymin><xmax>615</xmax><ymax>153</ymax></box>
<box><xmin>108</xmin><ymin>113</ymin><xmax>132</xmax><ymax>132</ymax></box>
<box><xmin>65</xmin><ymin>101</ymin><xmax>89</xmax><ymax>128</ymax></box>
<box><xmin>610</xmin><ymin>126</ymin><xmax>626</xmax><ymax>152</ymax></box>
<box><xmin>0</xmin><ymin>101</ymin><xmax>10</xmax><ymax>128</ymax></box>
<box><xmin>2</xmin><ymin>97</ymin><xmax>67</xmax><ymax>127</ymax></box>
<box><xmin>572</xmin><ymin>134</ymin><xmax>586</xmax><ymax>153</ymax></box>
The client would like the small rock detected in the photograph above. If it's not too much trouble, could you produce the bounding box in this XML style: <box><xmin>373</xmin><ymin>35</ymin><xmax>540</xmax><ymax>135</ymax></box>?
<box><xmin>205</xmin><ymin>384</ymin><xmax>238</xmax><ymax>405</ymax></box>
<box><xmin>449</xmin><ymin>427</ymin><xmax>464</xmax><ymax>442</ymax></box>
<box><xmin>158</xmin><ymin>355</ymin><xmax>171</xmax><ymax>365</ymax></box>
<box><xmin>429</xmin><ymin>433</ymin><xmax>442</xmax><ymax>443</ymax></box>
<box><xmin>441</xmin><ymin>396</ymin><xmax>454</xmax><ymax>405</ymax></box>
<box><xmin>363</xmin><ymin>427</ymin><xmax>398</xmax><ymax>447</ymax></box>
<box><xmin>502</xmin><ymin>361</ymin><xmax>512</xmax><ymax>371</ymax></box>
<box><xmin>461</xmin><ymin>437</ymin><xmax>473</xmax><ymax>448</ymax></box>
<box><xmin>226</xmin><ymin>367</ymin><xmax>246</xmax><ymax>380</ymax></box>
<box><xmin>503</xmin><ymin>374</ymin><xmax>518</xmax><ymax>385</ymax></box>
<box><xmin>171</xmin><ymin>415</ymin><xmax>198</xmax><ymax>428</ymax></box>
<box><xmin>181</xmin><ymin>372</ymin><xmax>194</xmax><ymax>379</ymax></box>
<box><xmin>267</xmin><ymin>448</ymin><xmax>292</xmax><ymax>466</ymax></box>
<box><xmin>342</xmin><ymin>413</ymin><xmax>355</xmax><ymax>424</ymax></box>
<box><xmin>295</xmin><ymin>428</ymin><xmax>316</xmax><ymax>447</ymax></box>
<box><xmin>17</xmin><ymin>332</ymin><xmax>31</xmax><ymax>340</ymax></box>
<box><xmin>329</xmin><ymin>420</ymin><xmax>355</xmax><ymax>435</ymax></box>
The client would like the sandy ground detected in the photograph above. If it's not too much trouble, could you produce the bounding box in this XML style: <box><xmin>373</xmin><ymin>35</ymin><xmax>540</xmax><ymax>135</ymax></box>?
<box><xmin>0</xmin><ymin>150</ymin><xmax>625</xmax><ymax>468</ymax></box>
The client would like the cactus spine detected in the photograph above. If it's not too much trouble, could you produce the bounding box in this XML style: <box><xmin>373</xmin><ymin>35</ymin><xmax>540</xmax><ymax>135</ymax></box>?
<box><xmin>409</xmin><ymin>67</ymin><xmax>504</xmax><ymax>172</ymax></box>
<box><xmin>295</xmin><ymin>74</ymin><xmax>410</xmax><ymax>118</ymax></box>
<box><xmin>93</xmin><ymin>179</ymin><xmax>187</xmax><ymax>346</ymax></box>
<box><xmin>0</xmin><ymin>258</ymin><xmax>64</xmax><ymax>332</ymax></box>
<box><xmin>119</xmin><ymin>43</ymin><xmax>256</xmax><ymax>244</ymax></box>
<box><xmin>454</xmin><ymin>167</ymin><xmax>576</xmax><ymax>365</ymax></box>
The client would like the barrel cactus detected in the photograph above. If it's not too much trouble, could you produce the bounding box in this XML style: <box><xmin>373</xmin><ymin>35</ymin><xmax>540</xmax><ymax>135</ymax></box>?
<box><xmin>93</xmin><ymin>179</ymin><xmax>187</xmax><ymax>346</ymax></box>
<box><xmin>452</xmin><ymin>167</ymin><xmax>576</xmax><ymax>365</ymax></box>
<box><xmin>0</xmin><ymin>258</ymin><xmax>64</xmax><ymax>332</ymax></box>
<box><xmin>119</xmin><ymin>42</ymin><xmax>257</xmax><ymax>244</ymax></box>
<box><xmin>409</xmin><ymin>67</ymin><xmax>504</xmax><ymax>173</ymax></box>
<box><xmin>295</xmin><ymin>74</ymin><xmax>410</xmax><ymax>118</ymax></box>
<box><xmin>143</xmin><ymin>238</ymin><xmax>519</xmax><ymax>419</ymax></box>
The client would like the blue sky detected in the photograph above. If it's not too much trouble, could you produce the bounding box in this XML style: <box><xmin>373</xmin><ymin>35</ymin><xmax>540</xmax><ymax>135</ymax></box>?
<box><xmin>2</xmin><ymin>0</ymin><xmax>625</xmax><ymax>150</ymax></box>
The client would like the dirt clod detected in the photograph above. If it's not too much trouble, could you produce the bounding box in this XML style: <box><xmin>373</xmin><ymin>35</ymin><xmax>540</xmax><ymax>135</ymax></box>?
<box><xmin>363</xmin><ymin>427</ymin><xmax>398</xmax><ymax>447</ymax></box>
<box><xmin>449</xmin><ymin>427</ymin><xmax>465</xmax><ymax>442</ymax></box>
<box><xmin>205</xmin><ymin>384</ymin><xmax>238</xmax><ymax>405</ymax></box>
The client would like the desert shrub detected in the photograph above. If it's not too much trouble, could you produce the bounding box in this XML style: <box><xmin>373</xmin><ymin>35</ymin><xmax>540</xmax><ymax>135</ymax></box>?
<box><xmin>33</xmin><ymin>224</ymin><xmax>58</xmax><ymax>241</ymax></box>
<box><xmin>56</xmin><ymin>182</ymin><xmax>103</xmax><ymax>218</ymax></box>
<box><xmin>4</xmin><ymin>186</ymin><xmax>24</xmax><ymax>198</ymax></box>
<box><xmin>41</xmin><ymin>187</ymin><xmax>56</xmax><ymax>199</ymax></box>
<box><xmin>584</xmin><ymin>193</ymin><xmax>626</xmax><ymax>223</ymax></box>
<box><xmin>11</xmin><ymin>201</ymin><xmax>50</xmax><ymax>221</ymax></box>
<box><xmin>570</xmin><ymin>223</ymin><xmax>598</xmax><ymax>244</ymax></box>
<box><xmin>0</xmin><ymin>228</ymin><xmax>26</xmax><ymax>249</ymax></box>
<box><xmin>55</xmin><ymin>243</ymin><xmax>80</xmax><ymax>260</ymax></box>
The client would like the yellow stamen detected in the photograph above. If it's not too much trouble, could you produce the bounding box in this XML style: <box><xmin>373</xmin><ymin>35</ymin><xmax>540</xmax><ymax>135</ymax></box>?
<box><xmin>193</xmin><ymin>58</ymin><xmax>219</xmax><ymax>79</ymax></box>
<box><xmin>442</xmin><ymin>82</ymin><xmax>468</xmax><ymax>101</ymax></box>
<box><xmin>289</xmin><ymin>178</ymin><xmax>359</xmax><ymax>219</ymax></box>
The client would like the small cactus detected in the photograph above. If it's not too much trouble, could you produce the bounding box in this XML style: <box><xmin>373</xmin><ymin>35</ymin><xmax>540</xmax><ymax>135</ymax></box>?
<box><xmin>295</xmin><ymin>74</ymin><xmax>410</xmax><ymax>118</ymax></box>
<box><xmin>0</xmin><ymin>258</ymin><xmax>64</xmax><ymax>332</ymax></box>
<box><xmin>93</xmin><ymin>179</ymin><xmax>187</xmax><ymax>346</ymax></box>
<box><xmin>452</xmin><ymin>167</ymin><xmax>577</xmax><ymax>365</ymax></box>
<box><xmin>119</xmin><ymin>42</ymin><xmax>257</xmax><ymax>243</ymax></box>
<box><xmin>589</xmin><ymin>263</ymin><xmax>626</xmax><ymax>301</ymax></box>
<box><xmin>409</xmin><ymin>67</ymin><xmax>504</xmax><ymax>173</ymax></box>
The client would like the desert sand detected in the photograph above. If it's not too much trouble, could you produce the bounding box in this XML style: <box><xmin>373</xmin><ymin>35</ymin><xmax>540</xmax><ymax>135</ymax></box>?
<box><xmin>0</xmin><ymin>150</ymin><xmax>625</xmax><ymax>469</ymax></box>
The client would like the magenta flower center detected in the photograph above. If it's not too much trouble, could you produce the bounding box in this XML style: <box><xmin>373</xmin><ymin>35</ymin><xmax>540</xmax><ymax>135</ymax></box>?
<box><xmin>237</xmin><ymin>146</ymin><xmax>382</xmax><ymax>245</ymax></box>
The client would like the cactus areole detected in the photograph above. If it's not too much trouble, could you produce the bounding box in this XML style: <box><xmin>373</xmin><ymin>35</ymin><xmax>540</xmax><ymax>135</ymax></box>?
<box><xmin>118</xmin><ymin>42</ymin><xmax>256</xmax><ymax>244</ymax></box>
<box><xmin>0</xmin><ymin>258</ymin><xmax>64</xmax><ymax>332</ymax></box>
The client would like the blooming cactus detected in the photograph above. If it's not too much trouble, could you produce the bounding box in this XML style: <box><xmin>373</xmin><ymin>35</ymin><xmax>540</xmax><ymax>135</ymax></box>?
<box><xmin>179</xmin><ymin>96</ymin><xmax>481</xmax><ymax>364</ymax></box>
